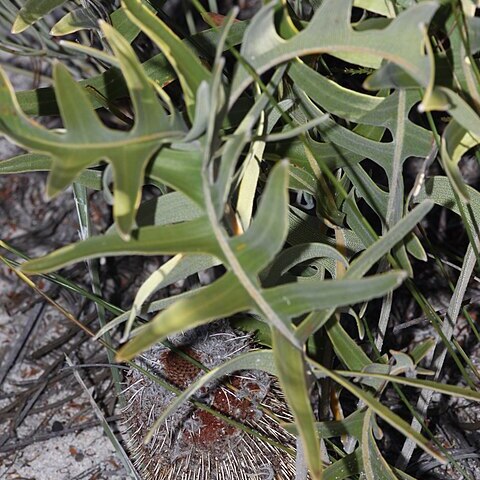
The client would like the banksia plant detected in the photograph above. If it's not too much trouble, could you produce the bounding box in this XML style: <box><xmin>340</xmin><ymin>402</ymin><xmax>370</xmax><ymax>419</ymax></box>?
<box><xmin>2</xmin><ymin>1</ymin><xmax>480</xmax><ymax>479</ymax></box>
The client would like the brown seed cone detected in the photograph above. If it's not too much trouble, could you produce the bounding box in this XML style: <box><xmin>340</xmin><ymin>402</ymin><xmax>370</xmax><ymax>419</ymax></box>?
<box><xmin>121</xmin><ymin>322</ymin><xmax>298</xmax><ymax>480</ymax></box>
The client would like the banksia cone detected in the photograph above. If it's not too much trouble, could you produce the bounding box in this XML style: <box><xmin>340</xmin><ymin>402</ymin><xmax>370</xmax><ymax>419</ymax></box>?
<box><xmin>122</xmin><ymin>321</ymin><xmax>298</xmax><ymax>479</ymax></box>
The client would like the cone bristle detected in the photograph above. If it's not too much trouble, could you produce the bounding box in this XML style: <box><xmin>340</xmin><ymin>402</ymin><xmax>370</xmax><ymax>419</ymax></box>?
<box><xmin>121</xmin><ymin>321</ymin><xmax>299</xmax><ymax>479</ymax></box>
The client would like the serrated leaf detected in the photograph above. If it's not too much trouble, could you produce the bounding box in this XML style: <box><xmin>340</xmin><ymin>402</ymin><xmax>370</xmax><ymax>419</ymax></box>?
<box><xmin>289</xmin><ymin>60</ymin><xmax>384</xmax><ymax>123</ymax></box>
<box><xmin>274</xmin><ymin>88</ymin><xmax>432</xmax><ymax>209</ymax></box>
<box><xmin>295</xmin><ymin>87</ymin><xmax>432</xmax><ymax>184</ymax></box>
<box><xmin>115</xmin><ymin>162</ymin><xmax>405</xmax><ymax>361</ymax></box>
<box><xmin>15</xmin><ymin>21</ymin><xmax>247</xmax><ymax>117</ymax></box>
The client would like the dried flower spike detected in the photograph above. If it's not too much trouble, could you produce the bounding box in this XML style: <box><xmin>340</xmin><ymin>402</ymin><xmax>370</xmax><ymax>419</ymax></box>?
<box><xmin>122</xmin><ymin>322</ymin><xmax>297</xmax><ymax>480</ymax></box>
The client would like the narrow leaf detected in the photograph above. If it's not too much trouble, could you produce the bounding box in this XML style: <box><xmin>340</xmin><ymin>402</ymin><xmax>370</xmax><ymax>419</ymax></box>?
<box><xmin>272</xmin><ymin>329</ymin><xmax>323</xmax><ymax>480</ymax></box>
<box><xmin>20</xmin><ymin>218</ymin><xmax>220</xmax><ymax>274</ymax></box>
<box><xmin>116</xmin><ymin>273</ymin><xmax>251</xmax><ymax>360</ymax></box>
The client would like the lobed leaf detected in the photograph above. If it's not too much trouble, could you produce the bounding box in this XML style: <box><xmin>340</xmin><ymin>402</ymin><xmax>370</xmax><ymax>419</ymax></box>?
<box><xmin>0</xmin><ymin>23</ymin><xmax>184</xmax><ymax>239</ymax></box>
<box><xmin>230</xmin><ymin>0</ymin><xmax>439</xmax><ymax>106</ymax></box>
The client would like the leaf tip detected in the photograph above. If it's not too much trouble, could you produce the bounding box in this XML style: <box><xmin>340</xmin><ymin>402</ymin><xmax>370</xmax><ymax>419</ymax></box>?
<box><xmin>398</xmin><ymin>270</ymin><xmax>408</xmax><ymax>283</ymax></box>
<box><xmin>115</xmin><ymin>342</ymin><xmax>135</xmax><ymax>362</ymax></box>
<box><xmin>45</xmin><ymin>183</ymin><xmax>62</xmax><ymax>200</ymax></box>
<box><xmin>114</xmin><ymin>209</ymin><xmax>135</xmax><ymax>241</ymax></box>
<box><xmin>11</xmin><ymin>15</ymin><xmax>29</xmax><ymax>34</ymax></box>
<box><xmin>117</xmin><ymin>228</ymin><xmax>132</xmax><ymax>242</ymax></box>
<box><xmin>115</xmin><ymin>352</ymin><xmax>126</xmax><ymax>362</ymax></box>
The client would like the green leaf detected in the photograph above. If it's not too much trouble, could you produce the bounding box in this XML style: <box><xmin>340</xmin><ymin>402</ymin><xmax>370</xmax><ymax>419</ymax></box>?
<box><xmin>415</xmin><ymin>176</ymin><xmax>480</xmax><ymax>230</ymax></box>
<box><xmin>296</xmin><ymin>87</ymin><xmax>432</xmax><ymax>184</ymax></box>
<box><xmin>116</xmin><ymin>270</ymin><xmax>405</xmax><ymax>360</ymax></box>
<box><xmin>295</xmin><ymin>201</ymin><xmax>432</xmax><ymax>342</ymax></box>
<box><xmin>437</xmin><ymin>87</ymin><xmax>480</xmax><ymax>138</ymax></box>
<box><xmin>272</xmin><ymin>329</ymin><xmax>323</xmax><ymax>480</ymax></box>
<box><xmin>440</xmin><ymin>119</ymin><xmax>479</xmax><ymax>202</ymax></box>
<box><xmin>111</xmin><ymin>7</ymin><xmax>142</xmax><ymax>43</ymax></box>
<box><xmin>50</xmin><ymin>8</ymin><xmax>97</xmax><ymax>36</ymax></box>
<box><xmin>336</xmin><ymin>370</ymin><xmax>480</xmax><ymax>402</ymax></box>
<box><xmin>274</xmin><ymin>89</ymin><xmax>432</xmax><ymax>216</ymax></box>
<box><xmin>323</xmin><ymin>449</ymin><xmax>362</xmax><ymax>480</ymax></box>
<box><xmin>15</xmin><ymin>21</ymin><xmax>247</xmax><ymax>117</ymax></box>
<box><xmin>289</xmin><ymin>60</ymin><xmax>384</xmax><ymax>123</ymax></box>
<box><xmin>284</xmin><ymin>409</ymin><xmax>366</xmax><ymax>440</ymax></box>
<box><xmin>117</xmin><ymin>161</ymin><xmax>296</xmax><ymax>356</ymax></box>
<box><xmin>147</xmin><ymin>146</ymin><xmax>204</xmax><ymax>206</ymax></box>
<box><xmin>94</xmin><ymin>288</ymin><xmax>201</xmax><ymax>340</ymax></box>
<box><xmin>0</xmin><ymin>154</ymin><xmax>103</xmax><ymax>190</ymax></box>
<box><xmin>362</xmin><ymin>409</ymin><xmax>399</xmax><ymax>480</ymax></box>
<box><xmin>265</xmin><ymin>271</ymin><xmax>406</xmax><ymax>317</ymax></box>
<box><xmin>0</xmin><ymin>23</ymin><xmax>183</xmax><ymax>238</ymax></box>
<box><xmin>287</xmin><ymin>206</ymin><xmax>364</xmax><ymax>256</ymax></box>
<box><xmin>20</xmin><ymin>217</ymin><xmax>220</xmax><ymax>274</ymax></box>
<box><xmin>231</xmin><ymin>0</ymin><xmax>439</xmax><ymax>105</ymax></box>
<box><xmin>312</xmin><ymin>361</ymin><xmax>446</xmax><ymax>464</ymax></box>
<box><xmin>263</xmin><ymin>243</ymin><xmax>348</xmax><ymax>284</ymax></box>
<box><xmin>347</xmin><ymin>200</ymin><xmax>434</xmax><ymax>279</ymax></box>
<box><xmin>123</xmin><ymin>0</ymin><xmax>210</xmax><ymax>117</ymax></box>
<box><xmin>116</xmin><ymin>273</ymin><xmax>251</xmax><ymax>360</ymax></box>
<box><xmin>326</xmin><ymin>317</ymin><xmax>375</xmax><ymax>373</ymax></box>
<box><xmin>230</xmin><ymin>158</ymin><xmax>290</xmax><ymax>277</ymax></box>
<box><xmin>212</xmin><ymin>67</ymin><xmax>286</xmax><ymax>216</ymax></box>
<box><xmin>410</xmin><ymin>338</ymin><xmax>436</xmax><ymax>365</ymax></box>
<box><xmin>135</xmin><ymin>191</ymin><xmax>203</xmax><ymax>227</ymax></box>
<box><xmin>123</xmin><ymin>254</ymin><xmax>185</xmax><ymax>340</ymax></box>
<box><xmin>12</xmin><ymin>0</ymin><xmax>67</xmax><ymax>33</ymax></box>
<box><xmin>354</xmin><ymin>0</ymin><xmax>396</xmax><ymax>16</ymax></box>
